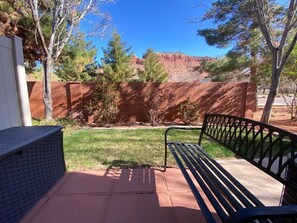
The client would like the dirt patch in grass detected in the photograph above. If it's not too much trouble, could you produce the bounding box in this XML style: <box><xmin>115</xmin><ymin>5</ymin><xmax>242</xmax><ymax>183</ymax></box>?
<box><xmin>254</xmin><ymin>106</ymin><xmax>297</xmax><ymax>133</ymax></box>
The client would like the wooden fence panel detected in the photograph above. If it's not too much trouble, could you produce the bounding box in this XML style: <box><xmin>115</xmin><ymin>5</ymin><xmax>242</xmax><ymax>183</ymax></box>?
<box><xmin>27</xmin><ymin>81</ymin><xmax>256</xmax><ymax>124</ymax></box>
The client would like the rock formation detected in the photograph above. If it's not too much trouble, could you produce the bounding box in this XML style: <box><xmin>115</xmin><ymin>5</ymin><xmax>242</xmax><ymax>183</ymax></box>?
<box><xmin>131</xmin><ymin>52</ymin><xmax>213</xmax><ymax>82</ymax></box>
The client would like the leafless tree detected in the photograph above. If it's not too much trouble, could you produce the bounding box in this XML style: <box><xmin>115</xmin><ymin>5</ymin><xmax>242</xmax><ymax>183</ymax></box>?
<box><xmin>26</xmin><ymin>0</ymin><xmax>112</xmax><ymax>120</ymax></box>
<box><xmin>254</xmin><ymin>0</ymin><xmax>297</xmax><ymax>123</ymax></box>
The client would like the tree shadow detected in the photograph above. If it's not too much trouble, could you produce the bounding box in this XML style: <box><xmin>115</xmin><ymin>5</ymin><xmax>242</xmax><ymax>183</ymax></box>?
<box><xmin>103</xmin><ymin>159</ymin><xmax>152</xmax><ymax>169</ymax></box>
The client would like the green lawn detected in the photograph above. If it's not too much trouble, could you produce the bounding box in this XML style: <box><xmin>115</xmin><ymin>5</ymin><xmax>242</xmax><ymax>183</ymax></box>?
<box><xmin>63</xmin><ymin>128</ymin><xmax>234</xmax><ymax>170</ymax></box>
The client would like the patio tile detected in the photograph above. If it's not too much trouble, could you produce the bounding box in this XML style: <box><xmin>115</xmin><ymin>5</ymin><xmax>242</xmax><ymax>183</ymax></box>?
<box><xmin>21</xmin><ymin>174</ymin><xmax>71</xmax><ymax>223</ymax></box>
<box><xmin>112</xmin><ymin>168</ymin><xmax>166</xmax><ymax>193</ymax></box>
<box><xmin>218</xmin><ymin>159</ymin><xmax>283</xmax><ymax>205</ymax></box>
<box><xmin>20</xmin><ymin>197</ymin><xmax>49</xmax><ymax>223</ymax></box>
<box><xmin>163</xmin><ymin>168</ymin><xmax>199</xmax><ymax>193</ymax></box>
<box><xmin>169</xmin><ymin>192</ymin><xmax>207</xmax><ymax>223</ymax></box>
<box><xmin>20</xmin><ymin>162</ymin><xmax>284</xmax><ymax>223</ymax></box>
<box><xmin>56</xmin><ymin>170</ymin><xmax>115</xmax><ymax>195</ymax></box>
<box><xmin>104</xmin><ymin>193</ymin><xmax>174</xmax><ymax>223</ymax></box>
<box><xmin>46</xmin><ymin>172</ymin><xmax>71</xmax><ymax>196</ymax></box>
<box><xmin>26</xmin><ymin>195</ymin><xmax>109</xmax><ymax>223</ymax></box>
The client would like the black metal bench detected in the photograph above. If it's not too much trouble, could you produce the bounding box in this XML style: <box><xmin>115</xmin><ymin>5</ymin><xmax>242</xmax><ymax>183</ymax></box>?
<box><xmin>164</xmin><ymin>114</ymin><xmax>297</xmax><ymax>223</ymax></box>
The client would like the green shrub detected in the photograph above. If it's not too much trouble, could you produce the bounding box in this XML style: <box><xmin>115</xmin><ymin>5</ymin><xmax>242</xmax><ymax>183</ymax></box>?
<box><xmin>179</xmin><ymin>98</ymin><xmax>199</xmax><ymax>125</ymax></box>
<box><xmin>142</xmin><ymin>88</ymin><xmax>173</xmax><ymax>126</ymax></box>
<box><xmin>85</xmin><ymin>82</ymin><xmax>119</xmax><ymax>126</ymax></box>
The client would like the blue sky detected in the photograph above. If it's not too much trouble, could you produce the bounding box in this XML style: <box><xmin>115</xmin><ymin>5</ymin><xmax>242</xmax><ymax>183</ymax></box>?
<box><xmin>91</xmin><ymin>0</ymin><xmax>230</xmax><ymax>60</ymax></box>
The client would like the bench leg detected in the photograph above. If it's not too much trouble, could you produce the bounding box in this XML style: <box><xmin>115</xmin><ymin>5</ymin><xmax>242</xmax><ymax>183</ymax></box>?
<box><xmin>164</xmin><ymin>143</ymin><xmax>167</xmax><ymax>172</ymax></box>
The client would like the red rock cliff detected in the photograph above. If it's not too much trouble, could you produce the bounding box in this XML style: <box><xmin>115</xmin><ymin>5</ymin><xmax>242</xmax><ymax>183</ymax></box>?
<box><xmin>131</xmin><ymin>52</ymin><xmax>213</xmax><ymax>82</ymax></box>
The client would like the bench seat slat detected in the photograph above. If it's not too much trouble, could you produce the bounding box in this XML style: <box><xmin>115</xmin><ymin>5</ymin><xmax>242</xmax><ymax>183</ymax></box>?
<box><xmin>169</xmin><ymin>141</ymin><xmax>273</xmax><ymax>223</ymax></box>
<box><xmin>179</xmin><ymin>143</ymin><xmax>241</xmax><ymax>213</ymax></box>
<box><xmin>165</xmin><ymin>114</ymin><xmax>297</xmax><ymax>223</ymax></box>
<box><xmin>185</xmin><ymin>143</ymin><xmax>258</xmax><ymax>209</ymax></box>
<box><xmin>168</xmin><ymin>142</ymin><xmax>271</xmax><ymax>223</ymax></box>
<box><xmin>193</xmin><ymin>144</ymin><xmax>265</xmax><ymax>208</ymax></box>
<box><xmin>170</xmin><ymin>141</ymin><xmax>269</xmax><ymax>221</ymax></box>
<box><xmin>173</xmin><ymin>142</ymin><xmax>233</xmax><ymax>219</ymax></box>
<box><xmin>188</xmin><ymin>145</ymin><xmax>273</xmax><ymax>223</ymax></box>
<box><xmin>168</xmin><ymin>143</ymin><xmax>217</xmax><ymax>223</ymax></box>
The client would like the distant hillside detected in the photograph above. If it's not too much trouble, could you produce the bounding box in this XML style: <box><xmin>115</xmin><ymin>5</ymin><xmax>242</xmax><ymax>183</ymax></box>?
<box><xmin>26</xmin><ymin>52</ymin><xmax>213</xmax><ymax>82</ymax></box>
<box><xmin>131</xmin><ymin>52</ymin><xmax>213</xmax><ymax>82</ymax></box>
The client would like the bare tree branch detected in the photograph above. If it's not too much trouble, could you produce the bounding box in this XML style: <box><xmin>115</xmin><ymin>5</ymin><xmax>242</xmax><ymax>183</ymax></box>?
<box><xmin>28</xmin><ymin>0</ymin><xmax>50</xmax><ymax>55</ymax></box>
<box><xmin>254</xmin><ymin>0</ymin><xmax>277</xmax><ymax>51</ymax></box>
<box><xmin>256</xmin><ymin>0</ymin><xmax>297</xmax><ymax>123</ymax></box>
<box><xmin>26</xmin><ymin>0</ymin><xmax>113</xmax><ymax>119</ymax></box>
<box><xmin>279</xmin><ymin>0</ymin><xmax>297</xmax><ymax>47</ymax></box>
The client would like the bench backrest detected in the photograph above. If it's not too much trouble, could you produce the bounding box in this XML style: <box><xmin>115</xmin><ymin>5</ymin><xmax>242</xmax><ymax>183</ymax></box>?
<box><xmin>200</xmin><ymin>114</ymin><xmax>297</xmax><ymax>192</ymax></box>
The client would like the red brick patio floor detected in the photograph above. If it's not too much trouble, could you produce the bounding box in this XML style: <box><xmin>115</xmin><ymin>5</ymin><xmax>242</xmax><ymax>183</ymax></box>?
<box><xmin>21</xmin><ymin>168</ymin><xmax>207</xmax><ymax>223</ymax></box>
<box><xmin>20</xmin><ymin>160</ymin><xmax>283</xmax><ymax>223</ymax></box>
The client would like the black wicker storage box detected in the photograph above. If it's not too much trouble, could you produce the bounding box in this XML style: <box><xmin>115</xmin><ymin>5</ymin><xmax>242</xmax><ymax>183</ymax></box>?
<box><xmin>0</xmin><ymin>126</ymin><xmax>66</xmax><ymax>223</ymax></box>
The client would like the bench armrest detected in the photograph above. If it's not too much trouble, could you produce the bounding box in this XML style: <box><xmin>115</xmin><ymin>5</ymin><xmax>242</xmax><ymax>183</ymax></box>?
<box><xmin>164</xmin><ymin>126</ymin><xmax>202</xmax><ymax>171</ymax></box>
<box><xmin>165</xmin><ymin>126</ymin><xmax>203</xmax><ymax>145</ymax></box>
<box><xmin>225</xmin><ymin>205</ymin><xmax>297</xmax><ymax>223</ymax></box>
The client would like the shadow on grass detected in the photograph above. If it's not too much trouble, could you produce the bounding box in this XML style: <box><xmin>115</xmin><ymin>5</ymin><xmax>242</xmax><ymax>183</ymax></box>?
<box><xmin>103</xmin><ymin>159</ymin><xmax>152</xmax><ymax>169</ymax></box>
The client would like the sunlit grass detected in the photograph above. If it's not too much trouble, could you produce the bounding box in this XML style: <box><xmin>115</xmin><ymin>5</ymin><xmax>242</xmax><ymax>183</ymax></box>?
<box><xmin>62</xmin><ymin>128</ymin><xmax>235</xmax><ymax>170</ymax></box>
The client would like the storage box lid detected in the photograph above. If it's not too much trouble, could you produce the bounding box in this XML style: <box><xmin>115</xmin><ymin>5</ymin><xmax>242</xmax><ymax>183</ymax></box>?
<box><xmin>0</xmin><ymin>126</ymin><xmax>62</xmax><ymax>159</ymax></box>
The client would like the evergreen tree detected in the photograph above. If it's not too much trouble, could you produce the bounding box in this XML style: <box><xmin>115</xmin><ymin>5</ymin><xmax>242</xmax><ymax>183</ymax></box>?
<box><xmin>55</xmin><ymin>37</ymin><xmax>98</xmax><ymax>81</ymax></box>
<box><xmin>139</xmin><ymin>49</ymin><xmax>168</xmax><ymax>82</ymax></box>
<box><xmin>0</xmin><ymin>2</ymin><xmax>100</xmax><ymax>81</ymax></box>
<box><xmin>201</xmin><ymin>52</ymin><xmax>250</xmax><ymax>82</ymax></box>
<box><xmin>284</xmin><ymin>44</ymin><xmax>297</xmax><ymax>80</ymax></box>
<box><xmin>254</xmin><ymin>0</ymin><xmax>297</xmax><ymax>123</ymax></box>
<box><xmin>198</xmin><ymin>0</ymin><xmax>297</xmax><ymax>123</ymax></box>
<box><xmin>101</xmin><ymin>32</ymin><xmax>134</xmax><ymax>82</ymax></box>
<box><xmin>0</xmin><ymin>0</ymin><xmax>47</xmax><ymax>72</ymax></box>
<box><xmin>197</xmin><ymin>0</ymin><xmax>266</xmax><ymax>82</ymax></box>
<box><xmin>25</xmin><ymin>0</ymin><xmax>111</xmax><ymax>120</ymax></box>
<box><xmin>1</xmin><ymin>0</ymin><xmax>111</xmax><ymax>120</ymax></box>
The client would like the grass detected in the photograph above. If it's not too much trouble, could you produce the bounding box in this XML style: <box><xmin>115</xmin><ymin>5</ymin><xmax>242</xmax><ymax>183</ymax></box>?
<box><xmin>33</xmin><ymin>117</ymin><xmax>78</xmax><ymax>127</ymax></box>
<box><xmin>62</xmin><ymin>128</ymin><xmax>235</xmax><ymax>171</ymax></box>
